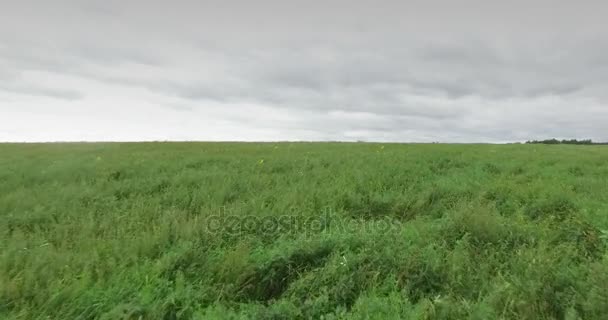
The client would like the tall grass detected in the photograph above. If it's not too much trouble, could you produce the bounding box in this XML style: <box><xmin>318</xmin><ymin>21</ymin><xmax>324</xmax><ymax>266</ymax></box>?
<box><xmin>1</xmin><ymin>142</ymin><xmax>607</xmax><ymax>319</ymax></box>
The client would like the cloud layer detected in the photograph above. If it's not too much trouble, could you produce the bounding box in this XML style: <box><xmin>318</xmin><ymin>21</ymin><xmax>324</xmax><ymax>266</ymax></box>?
<box><xmin>1</xmin><ymin>0</ymin><xmax>607</xmax><ymax>142</ymax></box>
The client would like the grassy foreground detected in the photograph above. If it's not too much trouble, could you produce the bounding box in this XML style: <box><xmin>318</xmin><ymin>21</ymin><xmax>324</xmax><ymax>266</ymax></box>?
<box><xmin>1</xmin><ymin>142</ymin><xmax>607</xmax><ymax>319</ymax></box>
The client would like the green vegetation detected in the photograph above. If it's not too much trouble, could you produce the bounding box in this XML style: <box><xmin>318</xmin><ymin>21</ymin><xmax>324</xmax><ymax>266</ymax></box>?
<box><xmin>1</xmin><ymin>142</ymin><xmax>608</xmax><ymax>319</ymax></box>
<box><xmin>525</xmin><ymin>139</ymin><xmax>605</xmax><ymax>145</ymax></box>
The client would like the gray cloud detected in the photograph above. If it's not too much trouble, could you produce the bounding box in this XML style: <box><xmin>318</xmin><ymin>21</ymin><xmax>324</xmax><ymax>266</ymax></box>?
<box><xmin>0</xmin><ymin>85</ymin><xmax>83</xmax><ymax>101</ymax></box>
<box><xmin>1</xmin><ymin>0</ymin><xmax>607</xmax><ymax>142</ymax></box>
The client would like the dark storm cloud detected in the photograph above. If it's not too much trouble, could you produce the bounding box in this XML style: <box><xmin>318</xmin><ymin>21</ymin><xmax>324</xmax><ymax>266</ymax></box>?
<box><xmin>1</xmin><ymin>0</ymin><xmax>607</xmax><ymax>142</ymax></box>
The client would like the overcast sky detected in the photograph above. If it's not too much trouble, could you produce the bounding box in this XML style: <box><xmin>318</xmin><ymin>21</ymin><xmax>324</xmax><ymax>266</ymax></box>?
<box><xmin>1</xmin><ymin>0</ymin><xmax>607</xmax><ymax>142</ymax></box>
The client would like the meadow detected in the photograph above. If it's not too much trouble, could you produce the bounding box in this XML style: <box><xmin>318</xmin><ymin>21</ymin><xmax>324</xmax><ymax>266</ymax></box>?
<box><xmin>1</xmin><ymin>142</ymin><xmax>607</xmax><ymax>319</ymax></box>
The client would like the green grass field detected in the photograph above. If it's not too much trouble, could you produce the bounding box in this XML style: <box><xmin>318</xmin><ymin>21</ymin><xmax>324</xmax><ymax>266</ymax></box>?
<box><xmin>1</xmin><ymin>142</ymin><xmax>607</xmax><ymax>319</ymax></box>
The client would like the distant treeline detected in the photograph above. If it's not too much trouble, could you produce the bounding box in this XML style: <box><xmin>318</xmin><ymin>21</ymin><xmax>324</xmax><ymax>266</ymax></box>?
<box><xmin>525</xmin><ymin>139</ymin><xmax>608</xmax><ymax>145</ymax></box>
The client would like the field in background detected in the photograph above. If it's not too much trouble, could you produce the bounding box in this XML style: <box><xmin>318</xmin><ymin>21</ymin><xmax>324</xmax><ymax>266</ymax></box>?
<box><xmin>1</xmin><ymin>142</ymin><xmax>607</xmax><ymax>319</ymax></box>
